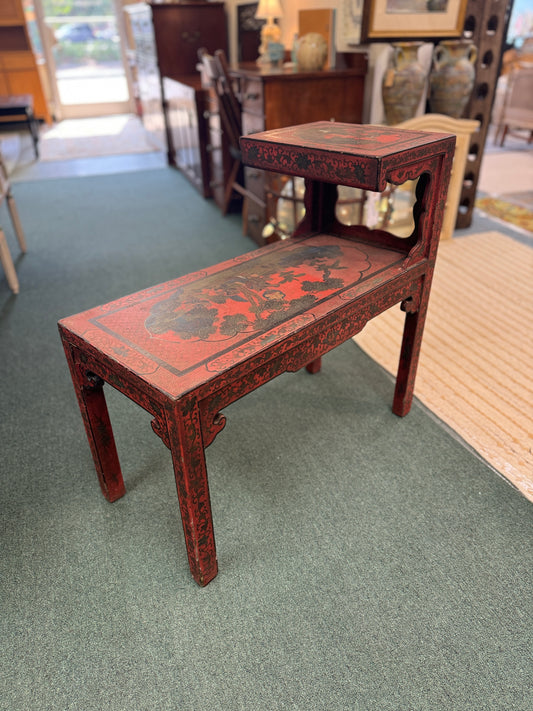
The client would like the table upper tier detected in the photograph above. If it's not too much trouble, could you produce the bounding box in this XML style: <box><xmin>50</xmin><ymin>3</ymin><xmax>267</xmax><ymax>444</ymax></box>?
<box><xmin>240</xmin><ymin>121</ymin><xmax>455</xmax><ymax>192</ymax></box>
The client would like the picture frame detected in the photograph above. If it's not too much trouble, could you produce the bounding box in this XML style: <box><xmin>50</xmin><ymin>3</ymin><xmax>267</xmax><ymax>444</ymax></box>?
<box><xmin>361</xmin><ymin>0</ymin><xmax>469</xmax><ymax>42</ymax></box>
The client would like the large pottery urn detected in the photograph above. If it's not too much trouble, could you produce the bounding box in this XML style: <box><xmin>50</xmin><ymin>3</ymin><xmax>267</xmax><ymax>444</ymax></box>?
<box><xmin>429</xmin><ymin>40</ymin><xmax>477</xmax><ymax>118</ymax></box>
<box><xmin>381</xmin><ymin>42</ymin><xmax>426</xmax><ymax>125</ymax></box>
<box><xmin>297</xmin><ymin>33</ymin><xmax>328</xmax><ymax>71</ymax></box>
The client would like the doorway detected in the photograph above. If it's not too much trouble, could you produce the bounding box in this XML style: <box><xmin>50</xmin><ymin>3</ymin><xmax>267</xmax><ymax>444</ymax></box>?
<box><xmin>27</xmin><ymin>0</ymin><xmax>134</xmax><ymax>120</ymax></box>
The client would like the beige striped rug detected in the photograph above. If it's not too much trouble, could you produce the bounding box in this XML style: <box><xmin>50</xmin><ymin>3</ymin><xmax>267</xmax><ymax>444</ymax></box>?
<box><xmin>354</xmin><ymin>231</ymin><xmax>533</xmax><ymax>502</ymax></box>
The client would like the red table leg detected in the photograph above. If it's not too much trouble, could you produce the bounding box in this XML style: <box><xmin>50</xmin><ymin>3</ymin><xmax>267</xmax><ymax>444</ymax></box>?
<box><xmin>393</xmin><ymin>269</ymin><xmax>434</xmax><ymax>418</ymax></box>
<box><xmin>305</xmin><ymin>357</ymin><xmax>322</xmax><ymax>374</ymax></box>
<box><xmin>62</xmin><ymin>343</ymin><xmax>126</xmax><ymax>502</ymax></box>
<box><xmin>166</xmin><ymin>399</ymin><xmax>218</xmax><ymax>586</ymax></box>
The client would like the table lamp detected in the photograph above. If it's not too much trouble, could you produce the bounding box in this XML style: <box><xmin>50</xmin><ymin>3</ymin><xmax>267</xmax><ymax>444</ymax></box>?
<box><xmin>255</xmin><ymin>0</ymin><xmax>283</xmax><ymax>65</ymax></box>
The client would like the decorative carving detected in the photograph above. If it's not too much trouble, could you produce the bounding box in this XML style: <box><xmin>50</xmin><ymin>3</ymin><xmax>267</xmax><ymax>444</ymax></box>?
<box><xmin>200</xmin><ymin>399</ymin><xmax>228</xmax><ymax>448</ymax></box>
<box><xmin>401</xmin><ymin>295</ymin><xmax>421</xmax><ymax>314</ymax></box>
<box><xmin>151</xmin><ymin>415</ymin><xmax>170</xmax><ymax>449</ymax></box>
<box><xmin>84</xmin><ymin>371</ymin><xmax>104</xmax><ymax>391</ymax></box>
<box><xmin>208</xmin><ymin>412</ymin><xmax>227</xmax><ymax>446</ymax></box>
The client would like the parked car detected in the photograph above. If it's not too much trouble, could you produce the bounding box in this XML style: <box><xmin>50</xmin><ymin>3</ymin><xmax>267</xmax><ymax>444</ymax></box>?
<box><xmin>55</xmin><ymin>23</ymin><xmax>95</xmax><ymax>43</ymax></box>
<box><xmin>94</xmin><ymin>25</ymin><xmax>119</xmax><ymax>43</ymax></box>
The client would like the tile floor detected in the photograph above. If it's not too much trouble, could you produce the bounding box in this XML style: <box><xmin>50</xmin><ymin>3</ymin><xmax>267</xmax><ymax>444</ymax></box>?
<box><xmin>0</xmin><ymin>115</ymin><xmax>166</xmax><ymax>181</ymax></box>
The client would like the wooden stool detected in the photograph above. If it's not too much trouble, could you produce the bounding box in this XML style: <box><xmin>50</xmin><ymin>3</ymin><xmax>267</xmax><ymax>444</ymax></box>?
<box><xmin>59</xmin><ymin>122</ymin><xmax>455</xmax><ymax>586</ymax></box>
<box><xmin>0</xmin><ymin>95</ymin><xmax>40</xmax><ymax>159</ymax></box>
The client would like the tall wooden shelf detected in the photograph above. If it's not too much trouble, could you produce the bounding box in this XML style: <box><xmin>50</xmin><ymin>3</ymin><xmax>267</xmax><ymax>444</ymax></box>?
<box><xmin>457</xmin><ymin>0</ymin><xmax>513</xmax><ymax>228</ymax></box>
<box><xmin>0</xmin><ymin>0</ymin><xmax>51</xmax><ymax>123</ymax></box>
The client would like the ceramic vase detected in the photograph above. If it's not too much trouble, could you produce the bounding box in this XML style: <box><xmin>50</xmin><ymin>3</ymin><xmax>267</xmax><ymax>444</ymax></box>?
<box><xmin>381</xmin><ymin>42</ymin><xmax>426</xmax><ymax>125</ymax></box>
<box><xmin>297</xmin><ymin>33</ymin><xmax>328</xmax><ymax>71</ymax></box>
<box><xmin>429</xmin><ymin>40</ymin><xmax>477</xmax><ymax>118</ymax></box>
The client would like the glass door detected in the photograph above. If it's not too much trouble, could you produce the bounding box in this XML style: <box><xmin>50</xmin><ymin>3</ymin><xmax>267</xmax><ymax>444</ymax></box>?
<box><xmin>30</xmin><ymin>0</ymin><xmax>133</xmax><ymax>119</ymax></box>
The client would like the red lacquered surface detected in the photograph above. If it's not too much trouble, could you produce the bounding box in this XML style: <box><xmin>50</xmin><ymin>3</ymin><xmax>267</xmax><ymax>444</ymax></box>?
<box><xmin>59</xmin><ymin>122</ymin><xmax>455</xmax><ymax>586</ymax></box>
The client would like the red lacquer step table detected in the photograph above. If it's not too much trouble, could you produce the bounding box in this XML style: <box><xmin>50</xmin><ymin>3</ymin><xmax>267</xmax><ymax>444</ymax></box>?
<box><xmin>59</xmin><ymin>122</ymin><xmax>454</xmax><ymax>586</ymax></box>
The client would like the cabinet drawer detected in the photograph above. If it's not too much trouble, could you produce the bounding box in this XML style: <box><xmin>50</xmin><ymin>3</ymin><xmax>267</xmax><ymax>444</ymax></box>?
<box><xmin>1</xmin><ymin>52</ymin><xmax>35</xmax><ymax>70</ymax></box>
<box><xmin>0</xmin><ymin>1</ymin><xmax>25</xmax><ymax>24</ymax></box>
<box><xmin>240</xmin><ymin>79</ymin><xmax>263</xmax><ymax>115</ymax></box>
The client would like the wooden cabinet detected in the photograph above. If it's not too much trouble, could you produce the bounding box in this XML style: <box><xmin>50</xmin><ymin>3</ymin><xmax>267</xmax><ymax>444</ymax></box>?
<box><xmin>150</xmin><ymin>1</ymin><xmax>228</xmax><ymax>189</ymax></box>
<box><xmin>125</xmin><ymin>2</ymin><xmax>228</xmax><ymax>190</ymax></box>
<box><xmin>0</xmin><ymin>0</ymin><xmax>51</xmax><ymax>123</ymax></box>
<box><xmin>230</xmin><ymin>59</ymin><xmax>368</xmax><ymax>244</ymax></box>
<box><xmin>149</xmin><ymin>2</ymin><xmax>227</xmax><ymax>79</ymax></box>
<box><xmin>0</xmin><ymin>1</ymin><xmax>25</xmax><ymax>24</ymax></box>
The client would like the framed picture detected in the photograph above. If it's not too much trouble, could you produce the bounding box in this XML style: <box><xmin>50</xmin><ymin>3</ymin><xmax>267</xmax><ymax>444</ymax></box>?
<box><xmin>361</xmin><ymin>0</ymin><xmax>469</xmax><ymax>42</ymax></box>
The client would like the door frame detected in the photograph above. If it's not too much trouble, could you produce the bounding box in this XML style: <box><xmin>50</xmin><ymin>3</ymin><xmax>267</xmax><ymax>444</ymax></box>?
<box><xmin>33</xmin><ymin>0</ymin><xmax>135</xmax><ymax>120</ymax></box>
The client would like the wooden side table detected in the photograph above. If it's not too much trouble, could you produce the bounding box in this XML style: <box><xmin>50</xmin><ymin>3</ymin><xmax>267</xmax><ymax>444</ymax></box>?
<box><xmin>59</xmin><ymin>122</ymin><xmax>454</xmax><ymax>587</ymax></box>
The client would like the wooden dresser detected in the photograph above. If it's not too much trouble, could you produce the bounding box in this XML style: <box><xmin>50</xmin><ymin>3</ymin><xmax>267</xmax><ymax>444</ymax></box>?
<box><xmin>0</xmin><ymin>0</ymin><xmax>51</xmax><ymax>123</ymax></box>
<box><xmin>229</xmin><ymin>60</ymin><xmax>368</xmax><ymax>244</ymax></box>
<box><xmin>149</xmin><ymin>1</ymin><xmax>227</xmax><ymax>78</ymax></box>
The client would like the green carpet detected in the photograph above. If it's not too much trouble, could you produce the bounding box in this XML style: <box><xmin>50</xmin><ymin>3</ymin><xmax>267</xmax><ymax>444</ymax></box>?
<box><xmin>1</xmin><ymin>169</ymin><xmax>532</xmax><ymax>710</ymax></box>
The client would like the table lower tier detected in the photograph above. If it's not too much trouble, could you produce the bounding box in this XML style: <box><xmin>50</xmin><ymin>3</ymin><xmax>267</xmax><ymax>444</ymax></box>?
<box><xmin>59</xmin><ymin>231</ymin><xmax>435</xmax><ymax>585</ymax></box>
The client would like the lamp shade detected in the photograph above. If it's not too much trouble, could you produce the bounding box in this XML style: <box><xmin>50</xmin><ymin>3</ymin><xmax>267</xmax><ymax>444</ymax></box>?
<box><xmin>255</xmin><ymin>0</ymin><xmax>283</xmax><ymax>20</ymax></box>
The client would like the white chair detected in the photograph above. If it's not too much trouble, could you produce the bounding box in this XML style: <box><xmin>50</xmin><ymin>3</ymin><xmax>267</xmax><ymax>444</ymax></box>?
<box><xmin>494</xmin><ymin>66</ymin><xmax>533</xmax><ymax>147</ymax></box>
<box><xmin>0</xmin><ymin>153</ymin><xmax>27</xmax><ymax>294</ymax></box>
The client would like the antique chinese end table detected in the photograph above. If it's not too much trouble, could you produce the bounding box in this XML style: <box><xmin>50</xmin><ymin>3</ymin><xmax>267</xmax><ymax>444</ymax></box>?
<box><xmin>58</xmin><ymin>122</ymin><xmax>455</xmax><ymax>586</ymax></box>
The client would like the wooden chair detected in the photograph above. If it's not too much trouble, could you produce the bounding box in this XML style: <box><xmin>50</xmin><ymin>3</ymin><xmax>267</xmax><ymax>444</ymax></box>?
<box><xmin>198</xmin><ymin>48</ymin><xmax>265</xmax><ymax>232</ymax></box>
<box><xmin>381</xmin><ymin>114</ymin><xmax>479</xmax><ymax>241</ymax></box>
<box><xmin>0</xmin><ymin>153</ymin><xmax>27</xmax><ymax>294</ymax></box>
<box><xmin>494</xmin><ymin>66</ymin><xmax>533</xmax><ymax>147</ymax></box>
